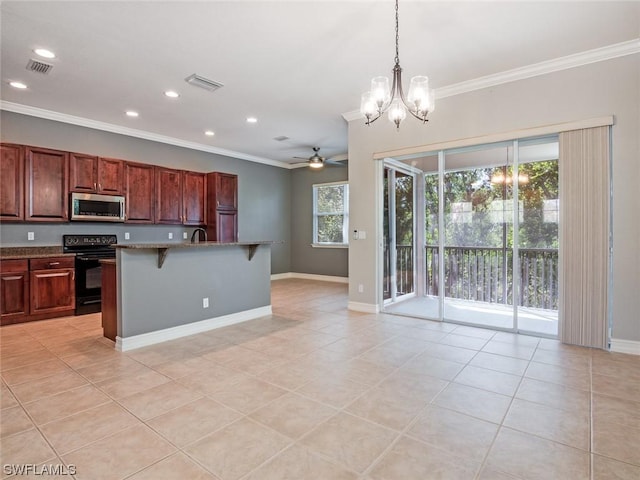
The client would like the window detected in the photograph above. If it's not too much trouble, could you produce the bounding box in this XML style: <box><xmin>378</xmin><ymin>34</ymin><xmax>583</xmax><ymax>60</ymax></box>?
<box><xmin>313</xmin><ymin>182</ymin><xmax>349</xmax><ymax>247</ymax></box>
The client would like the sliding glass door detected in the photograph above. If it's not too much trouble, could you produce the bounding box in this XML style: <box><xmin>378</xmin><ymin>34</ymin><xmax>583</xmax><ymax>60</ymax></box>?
<box><xmin>516</xmin><ymin>138</ymin><xmax>559</xmax><ymax>335</ymax></box>
<box><xmin>383</xmin><ymin>164</ymin><xmax>416</xmax><ymax>304</ymax></box>
<box><xmin>382</xmin><ymin>136</ymin><xmax>559</xmax><ymax>337</ymax></box>
<box><xmin>442</xmin><ymin>143</ymin><xmax>516</xmax><ymax>329</ymax></box>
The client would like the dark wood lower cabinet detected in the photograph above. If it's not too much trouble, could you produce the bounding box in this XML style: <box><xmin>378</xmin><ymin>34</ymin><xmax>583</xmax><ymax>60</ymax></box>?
<box><xmin>0</xmin><ymin>257</ymin><xmax>75</xmax><ymax>324</ymax></box>
<box><xmin>213</xmin><ymin>210</ymin><xmax>238</xmax><ymax>242</ymax></box>
<box><xmin>29</xmin><ymin>257</ymin><xmax>75</xmax><ymax>319</ymax></box>
<box><xmin>30</xmin><ymin>269</ymin><xmax>75</xmax><ymax>316</ymax></box>
<box><xmin>101</xmin><ymin>260</ymin><xmax>117</xmax><ymax>341</ymax></box>
<box><xmin>0</xmin><ymin>260</ymin><xmax>29</xmax><ymax>325</ymax></box>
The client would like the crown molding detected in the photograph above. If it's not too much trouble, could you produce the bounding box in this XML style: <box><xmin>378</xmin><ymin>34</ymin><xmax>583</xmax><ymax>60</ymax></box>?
<box><xmin>0</xmin><ymin>101</ymin><xmax>292</xmax><ymax>170</ymax></box>
<box><xmin>342</xmin><ymin>39</ymin><xmax>640</xmax><ymax>122</ymax></box>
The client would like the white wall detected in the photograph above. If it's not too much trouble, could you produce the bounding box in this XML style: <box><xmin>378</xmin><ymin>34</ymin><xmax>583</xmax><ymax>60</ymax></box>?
<box><xmin>347</xmin><ymin>54</ymin><xmax>640</xmax><ymax>342</ymax></box>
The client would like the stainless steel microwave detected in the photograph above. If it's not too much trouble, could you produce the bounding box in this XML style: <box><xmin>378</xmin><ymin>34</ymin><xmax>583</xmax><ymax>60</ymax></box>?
<box><xmin>70</xmin><ymin>192</ymin><xmax>125</xmax><ymax>222</ymax></box>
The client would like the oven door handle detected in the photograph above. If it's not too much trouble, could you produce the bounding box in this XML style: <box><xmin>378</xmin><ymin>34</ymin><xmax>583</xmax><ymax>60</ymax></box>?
<box><xmin>77</xmin><ymin>256</ymin><xmax>99</xmax><ymax>261</ymax></box>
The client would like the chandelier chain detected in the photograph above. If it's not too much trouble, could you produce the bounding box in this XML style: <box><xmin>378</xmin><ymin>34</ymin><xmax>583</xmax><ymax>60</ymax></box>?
<box><xmin>394</xmin><ymin>0</ymin><xmax>400</xmax><ymax>65</ymax></box>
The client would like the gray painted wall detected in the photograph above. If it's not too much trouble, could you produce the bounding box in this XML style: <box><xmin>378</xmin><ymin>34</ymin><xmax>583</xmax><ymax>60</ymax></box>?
<box><xmin>348</xmin><ymin>54</ymin><xmax>640</xmax><ymax>342</ymax></box>
<box><xmin>0</xmin><ymin>111</ymin><xmax>291</xmax><ymax>273</ymax></box>
<box><xmin>290</xmin><ymin>165</ymin><xmax>349</xmax><ymax>277</ymax></box>
<box><xmin>117</xmin><ymin>245</ymin><xmax>271</xmax><ymax>337</ymax></box>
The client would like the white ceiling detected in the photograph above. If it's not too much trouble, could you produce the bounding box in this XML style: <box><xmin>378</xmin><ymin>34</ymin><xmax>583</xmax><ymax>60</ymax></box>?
<box><xmin>1</xmin><ymin>1</ymin><xmax>638</xmax><ymax>168</ymax></box>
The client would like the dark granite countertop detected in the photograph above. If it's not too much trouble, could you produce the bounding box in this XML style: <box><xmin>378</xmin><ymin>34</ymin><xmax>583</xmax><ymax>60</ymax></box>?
<box><xmin>0</xmin><ymin>246</ymin><xmax>75</xmax><ymax>260</ymax></box>
<box><xmin>112</xmin><ymin>241</ymin><xmax>278</xmax><ymax>249</ymax></box>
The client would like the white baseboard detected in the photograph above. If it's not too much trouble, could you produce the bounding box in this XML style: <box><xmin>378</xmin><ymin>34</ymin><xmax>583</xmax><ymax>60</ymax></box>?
<box><xmin>610</xmin><ymin>338</ymin><xmax>640</xmax><ymax>355</ymax></box>
<box><xmin>347</xmin><ymin>301</ymin><xmax>380</xmax><ymax>314</ymax></box>
<box><xmin>115</xmin><ymin>305</ymin><xmax>272</xmax><ymax>352</ymax></box>
<box><xmin>271</xmin><ymin>272</ymin><xmax>348</xmax><ymax>284</ymax></box>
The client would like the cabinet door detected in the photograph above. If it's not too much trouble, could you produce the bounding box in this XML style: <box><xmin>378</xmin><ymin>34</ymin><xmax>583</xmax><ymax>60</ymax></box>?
<box><xmin>0</xmin><ymin>143</ymin><xmax>24</xmax><ymax>221</ymax></box>
<box><xmin>183</xmin><ymin>171</ymin><xmax>206</xmax><ymax>226</ymax></box>
<box><xmin>25</xmin><ymin>146</ymin><xmax>69</xmax><ymax>222</ymax></box>
<box><xmin>214</xmin><ymin>173</ymin><xmax>237</xmax><ymax>210</ymax></box>
<box><xmin>155</xmin><ymin>167</ymin><xmax>183</xmax><ymax>224</ymax></box>
<box><xmin>69</xmin><ymin>153</ymin><xmax>98</xmax><ymax>192</ymax></box>
<box><xmin>0</xmin><ymin>270</ymin><xmax>29</xmax><ymax>325</ymax></box>
<box><xmin>98</xmin><ymin>158</ymin><xmax>124</xmax><ymax>194</ymax></box>
<box><xmin>30</xmin><ymin>269</ymin><xmax>75</xmax><ymax>315</ymax></box>
<box><xmin>124</xmin><ymin>162</ymin><xmax>154</xmax><ymax>223</ymax></box>
<box><xmin>215</xmin><ymin>210</ymin><xmax>238</xmax><ymax>242</ymax></box>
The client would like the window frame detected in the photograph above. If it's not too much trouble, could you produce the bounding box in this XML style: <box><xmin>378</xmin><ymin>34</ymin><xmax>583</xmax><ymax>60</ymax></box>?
<box><xmin>312</xmin><ymin>181</ymin><xmax>349</xmax><ymax>248</ymax></box>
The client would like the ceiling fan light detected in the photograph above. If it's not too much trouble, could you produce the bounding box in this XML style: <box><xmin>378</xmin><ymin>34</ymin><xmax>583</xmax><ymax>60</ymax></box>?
<box><xmin>309</xmin><ymin>158</ymin><xmax>324</xmax><ymax>169</ymax></box>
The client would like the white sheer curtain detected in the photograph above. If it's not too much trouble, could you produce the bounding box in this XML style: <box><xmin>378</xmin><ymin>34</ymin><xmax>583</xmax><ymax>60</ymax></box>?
<box><xmin>559</xmin><ymin>126</ymin><xmax>610</xmax><ymax>349</ymax></box>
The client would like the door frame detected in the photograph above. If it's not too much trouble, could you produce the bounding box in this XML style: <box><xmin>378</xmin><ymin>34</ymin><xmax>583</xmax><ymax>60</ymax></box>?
<box><xmin>380</xmin><ymin>158</ymin><xmax>421</xmax><ymax>308</ymax></box>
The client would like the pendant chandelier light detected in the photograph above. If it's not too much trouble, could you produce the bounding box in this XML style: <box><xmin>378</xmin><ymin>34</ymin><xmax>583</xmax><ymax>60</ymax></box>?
<box><xmin>360</xmin><ymin>0</ymin><xmax>435</xmax><ymax>129</ymax></box>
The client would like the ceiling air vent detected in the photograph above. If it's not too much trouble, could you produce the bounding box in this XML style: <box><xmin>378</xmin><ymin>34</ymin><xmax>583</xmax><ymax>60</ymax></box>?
<box><xmin>184</xmin><ymin>74</ymin><xmax>224</xmax><ymax>92</ymax></box>
<box><xmin>26</xmin><ymin>59</ymin><xmax>53</xmax><ymax>74</ymax></box>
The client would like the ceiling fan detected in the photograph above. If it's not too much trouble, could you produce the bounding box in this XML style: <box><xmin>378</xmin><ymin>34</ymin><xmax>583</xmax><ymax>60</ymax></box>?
<box><xmin>293</xmin><ymin>147</ymin><xmax>345</xmax><ymax>169</ymax></box>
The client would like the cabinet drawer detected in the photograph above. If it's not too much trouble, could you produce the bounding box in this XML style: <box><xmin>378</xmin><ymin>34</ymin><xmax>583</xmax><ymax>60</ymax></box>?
<box><xmin>30</xmin><ymin>257</ymin><xmax>75</xmax><ymax>271</ymax></box>
<box><xmin>0</xmin><ymin>259</ymin><xmax>28</xmax><ymax>273</ymax></box>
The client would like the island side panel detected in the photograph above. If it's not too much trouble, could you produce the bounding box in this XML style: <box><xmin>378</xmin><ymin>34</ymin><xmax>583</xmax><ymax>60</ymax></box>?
<box><xmin>117</xmin><ymin>245</ymin><xmax>271</xmax><ymax>337</ymax></box>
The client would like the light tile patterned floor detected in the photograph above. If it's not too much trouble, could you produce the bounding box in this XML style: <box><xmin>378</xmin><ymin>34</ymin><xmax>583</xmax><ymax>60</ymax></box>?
<box><xmin>1</xmin><ymin>278</ymin><xmax>639</xmax><ymax>479</ymax></box>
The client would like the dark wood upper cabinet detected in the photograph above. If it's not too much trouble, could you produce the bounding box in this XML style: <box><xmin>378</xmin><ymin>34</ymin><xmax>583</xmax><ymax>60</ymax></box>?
<box><xmin>69</xmin><ymin>153</ymin><xmax>97</xmax><ymax>192</ymax></box>
<box><xmin>124</xmin><ymin>161</ymin><xmax>154</xmax><ymax>223</ymax></box>
<box><xmin>70</xmin><ymin>154</ymin><xmax>123</xmax><ymax>194</ymax></box>
<box><xmin>206</xmin><ymin>172</ymin><xmax>238</xmax><ymax>241</ymax></box>
<box><xmin>155</xmin><ymin>166</ymin><xmax>183</xmax><ymax>224</ymax></box>
<box><xmin>97</xmin><ymin>158</ymin><xmax>124</xmax><ymax>194</ymax></box>
<box><xmin>211</xmin><ymin>172</ymin><xmax>238</xmax><ymax>210</ymax></box>
<box><xmin>25</xmin><ymin>146</ymin><xmax>69</xmax><ymax>222</ymax></box>
<box><xmin>183</xmin><ymin>171</ymin><xmax>206</xmax><ymax>226</ymax></box>
<box><xmin>0</xmin><ymin>143</ymin><xmax>24</xmax><ymax>221</ymax></box>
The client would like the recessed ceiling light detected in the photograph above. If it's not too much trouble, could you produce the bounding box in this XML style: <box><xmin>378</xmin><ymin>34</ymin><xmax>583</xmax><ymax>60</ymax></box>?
<box><xmin>34</xmin><ymin>48</ymin><xmax>56</xmax><ymax>59</ymax></box>
<box><xmin>246</xmin><ymin>117</ymin><xmax>258</xmax><ymax>124</ymax></box>
<box><xmin>164</xmin><ymin>90</ymin><xmax>179</xmax><ymax>98</ymax></box>
<box><xmin>9</xmin><ymin>81</ymin><xmax>27</xmax><ymax>89</ymax></box>
<box><xmin>204</xmin><ymin>130</ymin><xmax>215</xmax><ymax>136</ymax></box>
<box><xmin>125</xmin><ymin>111</ymin><xmax>139</xmax><ymax>117</ymax></box>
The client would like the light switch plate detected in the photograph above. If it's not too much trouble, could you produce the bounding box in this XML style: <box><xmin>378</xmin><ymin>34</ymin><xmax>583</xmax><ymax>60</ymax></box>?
<box><xmin>27</xmin><ymin>232</ymin><xmax>35</xmax><ymax>241</ymax></box>
<box><xmin>124</xmin><ymin>232</ymin><xmax>130</xmax><ymax>240</ymax></box>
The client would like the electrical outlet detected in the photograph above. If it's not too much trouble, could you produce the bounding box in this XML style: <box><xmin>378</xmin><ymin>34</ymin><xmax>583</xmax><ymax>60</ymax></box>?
<box><xmin>27</xmin><ymin>232</ymin><xmax>35</xmax><ymax>241</ymax></box>
<box><xmin>202</xmin><ymin>297</ymin><xmax>209</xmax><ymax>308</ymax></box>
<box><xmin>358</xmin><ymin>284</ymin><xmax>364</xmax><ymax>293</ymax></box>
<box><xmin>183</xmin><ymin>232</ymin><xmax>188</xmax><ymax>239</ymax></box>
<box><xmin>124</xmin><ymin>232</ymin><xmax>130</xmax><ymax>240</ymax></box>
<box><xmin>168</xmin><ymin>232</ymin><xmax>173</xmax><ymax>240</ymax></box>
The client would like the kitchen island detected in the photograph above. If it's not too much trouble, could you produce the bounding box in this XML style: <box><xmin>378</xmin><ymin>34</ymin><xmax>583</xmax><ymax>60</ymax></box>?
<box><xmin>107</xmin><ymin>241</ymin><xmax>275</xmax><ymax>351</ymax></box>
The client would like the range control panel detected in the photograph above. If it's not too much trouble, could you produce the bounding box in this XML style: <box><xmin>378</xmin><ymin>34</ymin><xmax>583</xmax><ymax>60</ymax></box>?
<box><xmin>63</xmin><ymin>234</ymin><xmax>118</xmax><ymax>248</ymax></box>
